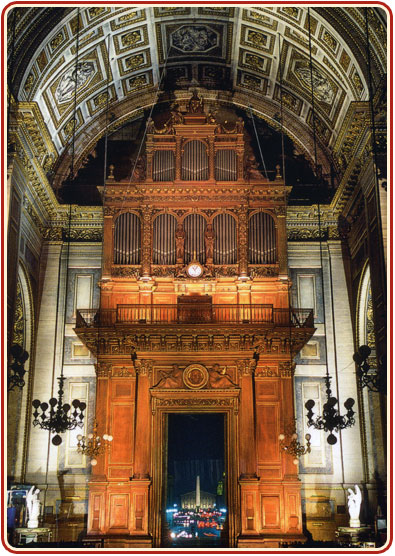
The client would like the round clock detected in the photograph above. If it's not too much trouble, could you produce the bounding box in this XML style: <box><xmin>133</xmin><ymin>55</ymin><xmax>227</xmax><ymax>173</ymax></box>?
<box><xmin>187</xmin><ymin>262</ymin><xmax>203</xmax><ymax>278</ymax></box>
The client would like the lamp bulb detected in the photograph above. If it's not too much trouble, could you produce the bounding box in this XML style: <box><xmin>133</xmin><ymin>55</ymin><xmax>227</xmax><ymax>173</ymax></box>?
<box><xmin>293</xmin><ymin>458</ymin><xmax>299</xmax><ymax>465</ymax></box>
<box><xmin>88</xmin><ymin>433</ymin><xmax>93</xmax><ymax>439</ymax></box>
<box><xmin>107</xmin><ymin>435</ymin><xmax>113</xmax><ymax>442</ymax></box>
<box><xmin>278</xmin><ymin>434</ymin><xmax>285</xmax><ymax>441</ymax></box>
<box><xmin>77</xmin><ymin>435</ymin><xmax>83</xmax><ymax>441</ymax></box>
<box><xmin>91</xmin><ymin>458</ymin><xmax>98</xmax><ymax>466</ymax></box>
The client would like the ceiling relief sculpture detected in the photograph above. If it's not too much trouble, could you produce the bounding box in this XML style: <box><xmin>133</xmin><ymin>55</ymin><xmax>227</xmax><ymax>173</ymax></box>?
<box><xmin>8</xmin><ymin>5</ymin><xmax>386</xmax><ymax>191</ymax></box>
<box><xmin>55</xmin><ymin>61</ymin><xmax>96</xmax><ymax>104</ymax></box>
<box><xmin>171</xmin><ymin>25</ymin><xmax>218</xmax><ymax>53</ymax></box>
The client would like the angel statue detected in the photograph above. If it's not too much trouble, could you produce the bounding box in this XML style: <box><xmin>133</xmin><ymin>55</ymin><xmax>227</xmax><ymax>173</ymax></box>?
<box><xmin>26</xmin><ymin>486</ymin><xmax>41</xmax><ymax>528</ymax></box>
<box><xmin>347</xmin><ymin>484</ymin><xmax>362</xmax><ymax>528</ymax></box>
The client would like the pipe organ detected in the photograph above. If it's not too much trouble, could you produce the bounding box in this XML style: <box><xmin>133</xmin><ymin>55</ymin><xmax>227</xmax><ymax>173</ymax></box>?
<box><xmin>77</xmin><ymin>92</ymin><xmax>314</xmax><ymax>549</ymax></box>
<box><xmin>181</xmin><ymin>140</ymin><xmax>209</xmax><ymax>181</ymax></box>
<box><xmin>248</xmin><ymin>211</ymin><xmax>277</xmax><ymax>265</ymax></box>
<box><xmin>152</xmin><ymin>214</ymin><xmax>177</xmax><ymax>265</ymax></box>
<box><xmin>113</xmin><ymin>212</ymin><xmax>141</xmax><ymax>265</ymax></box>
<box><xmin>213</xmin><ymin>213</ymin><xmax>237</xmax><ymax>265</ymax></box>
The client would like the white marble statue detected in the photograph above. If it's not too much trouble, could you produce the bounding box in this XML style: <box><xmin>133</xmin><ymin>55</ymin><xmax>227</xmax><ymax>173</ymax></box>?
<box><xmin>347</xmin><ymin>484</ymin><xmax>362</xmax><ymax>528</ymax></box>
<box><xmin>26</xmin><ymin>486</ymin><xmax>41</xmax><ymax>528</ymax></box>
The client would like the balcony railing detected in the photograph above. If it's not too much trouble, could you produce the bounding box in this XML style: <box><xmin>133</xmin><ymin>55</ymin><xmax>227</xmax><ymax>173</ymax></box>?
<box><xmin>76</xmin><ymin>305</ymin><xmax>314</xmax><ymax>329</ymax></box>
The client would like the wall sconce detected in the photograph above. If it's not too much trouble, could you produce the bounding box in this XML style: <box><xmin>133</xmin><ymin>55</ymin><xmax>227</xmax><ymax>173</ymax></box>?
<box><xmin>77</xmin><ymin>420</ymin><xmax>113</xmax><ymax>466</ymax></box>
<box><xmin>279</xmin><ymin>419</ymin><xmax>311</xmax><ymax>465</ymax></box>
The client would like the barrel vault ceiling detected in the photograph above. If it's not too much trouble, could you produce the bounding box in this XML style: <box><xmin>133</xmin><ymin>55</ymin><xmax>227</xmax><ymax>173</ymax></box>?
<box><xmin>8</xmin><ymin>5</ymin><xmax>387</xmax><ymax>189</ymax></box>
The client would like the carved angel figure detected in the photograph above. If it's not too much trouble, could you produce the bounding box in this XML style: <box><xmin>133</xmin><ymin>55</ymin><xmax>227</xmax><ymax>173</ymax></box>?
<box><xmin>204</xmin><ymin>223</ymin><xmax>215</xmax><ymax>263</ymax></box>
<box><xmin>175</xmin><ymin>223</ymin><xmax>186</xmax><ymax>263</ymax></box>
<box><xmin>26</xmin><ymin>486</ymin><xmax>41</xmax><ymax>528</ymax></box>
<box><xmin>209</xmin><ymin>364</ymin><xmax>236</xmax><ymax>389</ymax></box>
<box><xmin>347</xmin><ymin>484</ymin><xmax>362</xmax><ymax>528</ymax></box>
<box><xmin>155</xmin><ymin>365</ymin><xmax>184</xmax><ymax>388</ymax></box>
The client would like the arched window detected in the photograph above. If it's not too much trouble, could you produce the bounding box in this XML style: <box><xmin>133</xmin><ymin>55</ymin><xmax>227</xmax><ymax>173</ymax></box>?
<box><xmin>357</xmin><ymin>265</ymin><xmax>375</xmax><ymax>350</ymax></box>
<box><xmin>153</xmin><ymin>150</ymin><xmax>175</xmax><ymax>181</ymax></box>
<box><xmin>215</xmin><ymin>150</ymin><xmax>237</xmax><ymax>181</ymax></box>
<box><xmin>181</xmin><ymin>140</ymin><xmax>208</xmax><ymax>180</ymax></box>
<box><xmin>152</xmin><ymin>213</ymin><xmax>177</xmax><ymax>265</ymax></box>
<box><xmin>248</xmin><ymin>212</ymin><xmax>277</xmax><ymax>264</ymax></box>
<box><xmin>213</xmin><ymin>213</ymin><xmax>237</xmax><ymax>264</ymax></box>
<box><xmin>184</xmin><ymin>214</ymin><xmax>206</xmax><ymax>263</ymax></box>
<box><xmin>113</xmin><ymin>212</ymin><xmax>141</xmax><ymax>264</ymax></box>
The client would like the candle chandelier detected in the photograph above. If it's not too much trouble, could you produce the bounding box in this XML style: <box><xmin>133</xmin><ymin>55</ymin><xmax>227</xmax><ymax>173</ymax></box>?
<box><xmin>279</xmin><ymin>420</ymin><xmax>311</xmax><ymax>465</ymax></box>
<box><xmin>31</xmin><ymin>9</ymin><xmax>85</xmax><ymax>446</ymax></box>
<box><xmin>77</xmin><ymin>420</ymin><xmax>113</xmax><ymax>466</ymax></box>
<box><xmin>305</xmin><ymin>376</ymin><xmax>355</xmax><ymax>445</ymax></box>
<box><xmin>353</xmin><ymin>345</ymin><xmax>386</xmax><ymax>393</ymax></box>
<box><xmin>303</xmin><ymin>9</ymin><xmax>356</xmax><ymax>445</ymax></box>
<box><xmin>8</xmin><ymin>343</ymin><xmax>29</xmax><ymax>391</ymax></box>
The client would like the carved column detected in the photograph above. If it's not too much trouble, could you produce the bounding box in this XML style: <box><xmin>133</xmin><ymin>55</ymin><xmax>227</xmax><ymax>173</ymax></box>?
<box><xmin>237</xmin><ymin>360</ymin><xmax>257</xmax><ymax>478</ymax></box>
<box><xmin>133</xmin><ymin>360</ymin><xmax>153</xmax><ymax>478</ymax></box>
<box><xmin>237</xmin><ymin>359</ymin><xmax>259</xmax><ymax>542</ymax></box>
<box><xmin>276</xmin><ymin>207</ymin><xmax>288</xmax><ymax>275</ymax></box>
<box><xmin>209</xmin><ymin>137</ymin><xmax>215</xmax><ymax>181</ymax></box>
<box><xmin>103</xmin><ymin>207</ymin><xmax>114</xmax><ymax>279</ymax></box>
<box><xmin>237</xmin><ymin>207</ymin><xmax>249</xmax><ymax>277</ymax></box>
<box><xmin>141</xmin><ymin>206</ymin><xmax>152</xmax><ymax>278</ymax></box>
<box><xmin>129</xmin><ymin>359</ymin><xmax>152</xmax><ymax>541</ymax></box>
<box><xmin>175</xmin><ymin>137</ymin><xmax>182</xmax><ymax>181</ymax></box>
<box><xmin>236</xmin><ymin>146</ymin><xmax>244</xmax><ymax>181</ymax></box>
<box><xmin>87</xmin><ymin>363</ymin><xmax>111</xmax><ymax>535</ymax></box>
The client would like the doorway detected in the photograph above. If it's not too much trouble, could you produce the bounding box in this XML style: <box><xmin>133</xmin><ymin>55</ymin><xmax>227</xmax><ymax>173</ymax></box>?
<box><xmin>162</xmin><ymin>413</ymin><xmax>228</xmax><ymax>547</ymax></box>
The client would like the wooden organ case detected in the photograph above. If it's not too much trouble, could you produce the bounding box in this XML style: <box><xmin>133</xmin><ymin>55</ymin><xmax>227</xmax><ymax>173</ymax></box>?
<box><xmin>75</xmin><ymin>94</ymin><xmax>315</xmax><ymax>548</ymax></box>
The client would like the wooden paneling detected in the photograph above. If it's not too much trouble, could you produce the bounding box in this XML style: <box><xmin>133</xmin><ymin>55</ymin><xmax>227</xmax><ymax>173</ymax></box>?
<box><xmin>109</xmin><ymin>494</ymin><xmax>129</xmax><ymax>530</ymax></box>
<box><xmin>110</xmin><ymin>405</ymin><xmax>134</xmax><ymax>464</ymax></box>
<box><xmin>255</xmin><ymin>379</ymin><xmax>279</xmax><ymax>400</ymax></box>
<box><xmin>256</xmin><ymin>404</ymin><xmax>280</xmax><ymax>464</ymax></box>
<box><xmin>261</xmin><ymin>495</ymin><xmax>280</xmax><ymax>528</ymax></box>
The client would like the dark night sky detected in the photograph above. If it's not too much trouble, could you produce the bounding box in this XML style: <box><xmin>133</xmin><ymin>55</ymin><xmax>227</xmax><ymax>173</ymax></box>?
<box><xmin>167</xmin><ymin>414</ymin><xmax>225</xmax><ymax>501</ymax></box>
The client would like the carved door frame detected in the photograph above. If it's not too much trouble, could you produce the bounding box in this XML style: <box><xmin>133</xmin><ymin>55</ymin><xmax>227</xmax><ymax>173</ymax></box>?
<box><xmin>150</xmin><ymin>389</ymin><xmax>240</xmax><ymax>548</ymax></box>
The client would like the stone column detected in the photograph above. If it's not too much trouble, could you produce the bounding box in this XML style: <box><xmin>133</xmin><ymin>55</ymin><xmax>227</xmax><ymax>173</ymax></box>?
<box><xmin>25</xmin><ymin>240</ymin><xmax>63</xmax><ymax>484</ymax></box>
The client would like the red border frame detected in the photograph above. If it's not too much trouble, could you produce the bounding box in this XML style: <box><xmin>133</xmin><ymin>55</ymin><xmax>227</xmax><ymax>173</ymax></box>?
<box><xmin>1</xmin><ymin>1</ymin><xmax>392</xmax><ymax>554</ymax></box>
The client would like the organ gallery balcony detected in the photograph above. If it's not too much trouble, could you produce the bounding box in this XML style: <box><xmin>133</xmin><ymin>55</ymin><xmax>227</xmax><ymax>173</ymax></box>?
<box><xmin>75</xmin><ymin>304</ymin><xmax>315</xmax><ymax>357</ymax></box>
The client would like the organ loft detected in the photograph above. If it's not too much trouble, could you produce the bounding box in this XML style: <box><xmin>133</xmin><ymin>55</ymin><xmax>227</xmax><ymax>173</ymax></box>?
<box><xmin>75</xmin><ymin>92</ymin><xmax>315</xmax><ymax>548</ymax></box>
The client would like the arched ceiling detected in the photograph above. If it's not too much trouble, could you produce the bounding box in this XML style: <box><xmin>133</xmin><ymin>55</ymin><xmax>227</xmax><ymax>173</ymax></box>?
<box><xmin>8</xmin><ymin>5</ymin><xmax>387</xmax><ymax>190</ymax></box>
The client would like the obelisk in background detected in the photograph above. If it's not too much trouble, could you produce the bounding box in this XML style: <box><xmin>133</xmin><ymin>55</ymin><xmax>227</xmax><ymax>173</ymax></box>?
<box><xmin>196</xmin><ymin>475</ymin><xmax>201</xmax><ymax>509</ymax></box>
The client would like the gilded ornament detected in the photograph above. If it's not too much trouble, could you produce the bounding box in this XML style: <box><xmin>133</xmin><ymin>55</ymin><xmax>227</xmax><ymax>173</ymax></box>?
<box><xmin>282</xmin><ymin>7</ymin><xmax>299</xmax><ymax>18</ymax></box>
<box><xmin>322</xmin><ymin>30</ymin><xmax>337</xmax><ymax>51</ymax></box>
<box><xmin>50</xmin><ymin>31</ymin><xmax>64</xmax><ymax>50</ymax></box>
<box><xmin>125</xmin><ymin>53</ymin><xmax>144</xmax><ymax>70</ymax></box>
<box><xmin>88</xmin><ymin>7</ymin><xmax>106</xmax><ymax>18</ymax></box>
<box><xmin>121</xmin><ymin>30</ymin><xmax>141</xmax><ymax>48</ymax></box>
<box><xmin>247</xmin><ymin>29</ymin><xmax>267</xmax><ymax>47</ymax></box>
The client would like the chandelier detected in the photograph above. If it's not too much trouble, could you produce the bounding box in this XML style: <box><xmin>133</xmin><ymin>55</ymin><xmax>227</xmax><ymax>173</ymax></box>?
<box><xmin>305</xmin><ymin>375</ymin><xmax>355</xmax><ymax>445</ymax></box>
<box><xmin>77</xmin><ymin>420</ymin><xmax>113</xmax><ymax>466</ymax></box>
<box><xmin>31</xmin><ymin>10</ymin><xmax>86</xmax><ymax>447</ymax></box>
<box><xmin>353</xmin><ymin>345</ymin><xmax>386</xmax><ymax>393</ymax></box>
<box><xmin>303</xmin><ymin>9</ymin><xmax>356</xmax><ymax>446</ymax></box>
<box><xmin>8</xmin><ymin>343</ymin><xmax>29</xmax><ymax>391</ymax></box>
<box><xmin>279</xmin><ymin>420</ymin><xmax>311</xmax><ymax>465</ymax></box>
<box><xmin>32</xmin><ymin>377</ymin><xmax>86</xmax><ymax>446</ymax></box>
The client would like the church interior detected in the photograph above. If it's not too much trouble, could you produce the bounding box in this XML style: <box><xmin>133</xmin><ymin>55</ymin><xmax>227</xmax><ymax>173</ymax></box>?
<box><xmin>6</xmin><ymin>4</ymin><xmax>388</xmax><ymax>550</ymax></box>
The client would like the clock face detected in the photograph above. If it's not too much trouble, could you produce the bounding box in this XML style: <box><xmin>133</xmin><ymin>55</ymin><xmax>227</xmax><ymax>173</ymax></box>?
<box><xmin>187</xmin><ymin>263</ymin><xmax>203</xmax><ymax>278</ymax></box>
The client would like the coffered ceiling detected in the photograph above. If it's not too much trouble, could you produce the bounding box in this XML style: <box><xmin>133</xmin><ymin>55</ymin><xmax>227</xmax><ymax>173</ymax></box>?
<box><xmin>8</xmin><ymin>5</ymin><xmax>387</xmax><ymax>187</ymax></box>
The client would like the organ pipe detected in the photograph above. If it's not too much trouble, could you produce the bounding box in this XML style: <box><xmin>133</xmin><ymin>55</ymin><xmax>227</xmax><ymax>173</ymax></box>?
<box><xmin>248</xmin><ymin>212</ymin><xmax>277</xmax><ymax>264</ymax></box>
<box><xmin>184</xmin><ymin>214</ymin><xmax>206</xmax><ymax>263</ymax></box>
<box><xmin>152</xmin><ymin>214</ymin><xmax>177</xmax><ymax>265</ymax></box>
<box><xmin>114</xmin><ymin>212</ymin><xmax>141</xmax><ymax>265</ymax></box>
<box><xmin>153</xmin><ymin>150</ymin><xmax>175</xmax><ymax>181</ymax></box>
<box><xmin>215</xmin><ymin>150</ymin><xmax>237</xmax><ymax>181</ymax></box>
<box><xmin>181</xmin><ymin>140</ymin><xmax>208</xmax><ymax>181</ymax></box>
<box><xmin>213</xmin><ymin>213</ymin><xmax>237</xmax><ymax>264</ymax></box>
